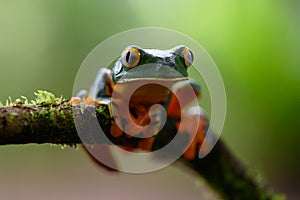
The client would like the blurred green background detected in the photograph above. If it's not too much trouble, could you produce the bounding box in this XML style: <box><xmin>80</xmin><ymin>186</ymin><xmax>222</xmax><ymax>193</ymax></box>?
<box><xmin>0</xmin><ymin>0</ymin><xmax>299</xmax><ymax>199</ymax></box>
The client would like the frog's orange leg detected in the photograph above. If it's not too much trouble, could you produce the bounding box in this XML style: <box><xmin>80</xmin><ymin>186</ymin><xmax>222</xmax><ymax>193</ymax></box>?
<box><xmin>167</xmin><ymin>80</ymin><xmax>208</xmax><ymax>160</ymax></box>
<box><xmin>180</xmin><ymin>111</ymin><xmax>208</xmax><ymax>160</ymax></box>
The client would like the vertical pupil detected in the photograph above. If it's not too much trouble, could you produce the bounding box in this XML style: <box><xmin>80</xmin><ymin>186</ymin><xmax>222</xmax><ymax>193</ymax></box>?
<box><xmin>126</xmin><ymin>51</ymin><xmax>131</xmax><ymax>63</ymax></box>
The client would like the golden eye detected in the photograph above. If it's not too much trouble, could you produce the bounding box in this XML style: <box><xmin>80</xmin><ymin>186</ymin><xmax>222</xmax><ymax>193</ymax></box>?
<box><xmin>121</xmin><ymin>47</ymin><xmax>141</xmax><ymax>68</ymax></box>
<box><xmin>183</xmin><ymin>47</ymin><xmax>194</xmax><ymax>67</ymax></box>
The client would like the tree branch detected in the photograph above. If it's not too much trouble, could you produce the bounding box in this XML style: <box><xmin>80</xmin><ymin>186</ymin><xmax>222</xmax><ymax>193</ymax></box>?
<box><xmin>0</xmin><ymin>104</ymin><xmax>80</xmax><ymax>145</ymax></box>
<box><xmin>0</xmin><ymin>97</ymin><xmax>282</xmax><ymax>200</ymax></box>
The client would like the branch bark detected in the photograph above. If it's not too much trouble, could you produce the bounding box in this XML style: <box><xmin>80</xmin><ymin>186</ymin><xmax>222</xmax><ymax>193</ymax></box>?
<box><xmin>0</xmin><ymin>103</ymin><xmax>281</xmax><ymax>200</ymax></box>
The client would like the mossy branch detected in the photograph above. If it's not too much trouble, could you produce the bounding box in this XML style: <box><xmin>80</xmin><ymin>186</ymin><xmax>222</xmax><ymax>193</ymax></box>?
<box><xmin>0</xmin><ymin>91</ymin><xmax>283</xmax><ymax>200</ymax></box>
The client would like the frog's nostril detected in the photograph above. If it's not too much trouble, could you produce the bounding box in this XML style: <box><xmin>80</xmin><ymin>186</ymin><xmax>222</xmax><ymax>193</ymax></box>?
<box><xmin>161</xmin><ymin>61</ymin><xmax>175</xmax><ymax>68</ymax></box>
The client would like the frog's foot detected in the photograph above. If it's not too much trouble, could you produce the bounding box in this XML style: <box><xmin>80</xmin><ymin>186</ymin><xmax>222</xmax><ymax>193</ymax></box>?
<box><xmin>109</xmin><ymin>99</ymin><xmax>162</xmax><ymax>138</ymax></box>
<box><xmin>84</xmin><ymin>96</ymin><xmax>102</xmax><ymax>105</ymax></box>
<box><xmin>69</xmin><ymin>97</ymin><xmax>82</xmax><ymax>105</ymax></box>
<box><xmin>69</xmin><ymin>90</ymin><xmax>88</xmax><ymax>105</ymax></box>
<box><xmin>109</xmin><ymin>101</ymin><xmax>166</xmax><ymax>152</ymax></box>
<box><xmin>109</xmin><ymin>111</ymin><xmax>161</xmax><ymax>138</ymax></box>
<box><xmin>69</xmin><ymin>90</ymin><xmax>101</xmax><ymax>106</ymax></box>
<box><xmin>178</xmin><ymin>106</ymin><xmax>208</xmax><ymax>160</ymax></box>
<box><xmin>69</xmin><ymin>96</ymin><xmax>100</xmax><ymax>105</ymax></box>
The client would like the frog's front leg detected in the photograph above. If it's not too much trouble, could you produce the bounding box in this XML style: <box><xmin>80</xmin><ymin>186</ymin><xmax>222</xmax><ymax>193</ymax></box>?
<box><xmin>70</xmin><ymin>69</ymin><xmax>121</xmax><ymax>171</ymax></box>
<box><xmin>70</xmin><ymin>68</ymin><xmax>123</xmax><ymax>137</ymax></box>
<box><xmin>69</xmin><ymin>68</ymin><xmax>115</xmax><ymax>106</ymax></box>
<box><xmin>90</xmin><ymin>69</ymin><xmax>125</xmax><ymax>138</ymax></box>
<box><xmin>69</xmin><ymin>90</ymin><xmax>98</xmax><ymax>105</ymax></box>
<box><xmin>90</xmin><ymin>68</ymin><xmax>114</xmax><ymax>101</ymax></box>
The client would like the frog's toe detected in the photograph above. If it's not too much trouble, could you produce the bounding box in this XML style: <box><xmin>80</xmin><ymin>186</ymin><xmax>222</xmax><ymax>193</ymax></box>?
<box><xmin>110</xmin><ymin>122</ymin><xmax>123</xmax><ymax>137</ymax></box>
<box><xmin>84</xmin><ymin>96</ymin><xmax>95</xmax><ymax>105</ymax></box>
<box><xmin>69</xmin><ymin>97</ymin><xmax>82</xmax><ymax>105</ymax></box>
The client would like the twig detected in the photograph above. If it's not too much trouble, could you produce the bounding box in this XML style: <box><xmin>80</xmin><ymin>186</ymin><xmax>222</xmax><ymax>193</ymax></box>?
<box><xmin>0</xmin><ymin>101</ymin><xmax>282</xmax><ymax>200</ymax></box>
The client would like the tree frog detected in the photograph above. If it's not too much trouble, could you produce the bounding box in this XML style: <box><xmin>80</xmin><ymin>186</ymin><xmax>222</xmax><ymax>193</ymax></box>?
<box><xmin>71</xmin><ymin>45</ymin><xmax>208</xmax><ymax>162</ymax></box>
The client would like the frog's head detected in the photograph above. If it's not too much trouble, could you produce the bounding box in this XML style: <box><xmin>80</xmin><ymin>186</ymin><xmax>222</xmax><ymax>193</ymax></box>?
<box><xmin>109</xmin><ymin>45</ymin><xmax>195</xmax><ymax>106</ymax></box>
<box><xmin>111</xmin><ymin>45</ymin><xmax>194</xmax><ymax>83</ymax></box>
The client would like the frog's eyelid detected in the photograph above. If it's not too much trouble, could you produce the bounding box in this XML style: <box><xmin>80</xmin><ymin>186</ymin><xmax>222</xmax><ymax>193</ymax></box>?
<box><xmin>169</xmin><ymin>45</ymin><xmax>187</xmax><ymax>53</ymax></box>
<box><xmin>113</xmin><ymin>59</ymin><xmax>123</xmax><ymax>74</ymax></box>
<box><xmin>125</xmin><ymin>45</ymin><xmax>142</xmax><ymax>52</ymax></box>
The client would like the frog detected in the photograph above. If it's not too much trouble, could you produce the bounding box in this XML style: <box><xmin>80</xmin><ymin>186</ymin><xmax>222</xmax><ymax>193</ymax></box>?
<box><xmin>70</xmin><ymin>45</ymin><xmax>209</xmax><ymax>167</ymax></box>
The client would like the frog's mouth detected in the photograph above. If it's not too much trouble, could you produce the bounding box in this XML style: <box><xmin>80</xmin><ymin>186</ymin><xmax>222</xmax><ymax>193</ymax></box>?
<box><xmin>119</xmin><ymin>77</ymin><xmax>187</xmax><ymax>83</ymax></box>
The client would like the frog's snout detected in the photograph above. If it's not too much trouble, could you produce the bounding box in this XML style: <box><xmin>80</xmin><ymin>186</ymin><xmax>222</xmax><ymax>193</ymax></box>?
<box><xmin>124</xmin><ymin>63</ymin><xmax>185</xmax><ymax>80</ymax></box>
<box><xmin>160</xmin><ymin>61</ymin><xmax>176</xmax><ymax>68</ymax></box>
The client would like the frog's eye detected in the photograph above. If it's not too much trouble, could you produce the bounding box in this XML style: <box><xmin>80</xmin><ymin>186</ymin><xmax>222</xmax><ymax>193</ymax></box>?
<box><xmin>183</xmin><ymin>47</ymin><xmax>194</xmax><ymax>67</ymax></box>
<box><xmin>121</xmin><ymin>47</ymin><xmax>141</xmax><ymax>68</ymax></box>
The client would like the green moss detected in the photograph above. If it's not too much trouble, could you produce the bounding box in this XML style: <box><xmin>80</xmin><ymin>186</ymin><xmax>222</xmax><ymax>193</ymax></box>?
<box><xmin>31</xmin><ymin>90</ymin><xmax>64</xmax><ymax>106</ymax></box>
<box><xmin>34</xmin><ymin>107</ymin><xmax>57</xmax><ymax>127</ymax></box>
<box><xmin>96</xmin><ymin>106</ymin><xmax>110</xmax><ymax>119</ymax></box>
<box><xmin>5</xmin><ymin>97</ymin><xmax>13</xmax><ymax>106</ymax></box>
<box><xmin>58</xmin><ymin>109</ymin><xmax>66</xmax><ymax>119</ymax></box>
<box><xmin>95</xmin><ymin>105</ymin><xmax>111</xmax><ymax>125</ymax></box>
<box><xmin>22</xmin><ymin>91</ymin><xmax>67</xmax><ymax>128</ymax></box>
<box><xmin>1</xmin><ymin>90</ymin><xmax>65</xmax><ymax>108</ymax></box>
